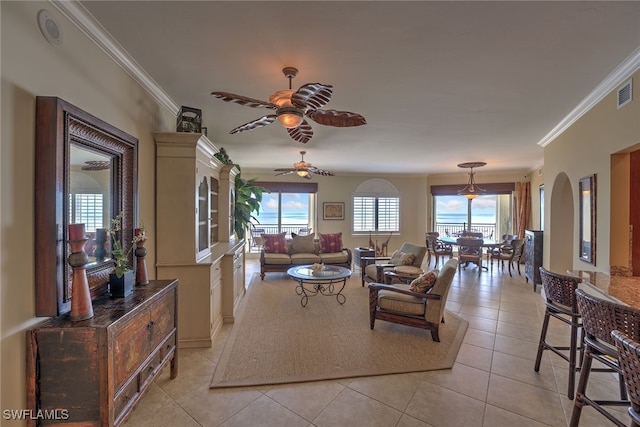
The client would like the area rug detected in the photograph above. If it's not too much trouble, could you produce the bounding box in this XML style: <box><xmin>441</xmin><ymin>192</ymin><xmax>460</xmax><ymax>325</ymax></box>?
<box><xmin>210</xmin><ymin>273</ymin><xmax>468</xmax><ymax>388</ymax></box>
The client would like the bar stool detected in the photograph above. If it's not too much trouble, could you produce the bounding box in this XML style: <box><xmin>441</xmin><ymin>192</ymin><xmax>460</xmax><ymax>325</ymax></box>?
<box><xmin>534</xmin><ymin>267</ymin><xmax>583</xmax><ymax>399</ymax></box>
<box><xmin>612</xmin><ymin>330</ymin><xmax>640</xmax><ymax>427</ymax></box>
<box><xmin>570</xmin><ymin>289</ymin><xmax>640</xmax><ymax>427</ymax></box>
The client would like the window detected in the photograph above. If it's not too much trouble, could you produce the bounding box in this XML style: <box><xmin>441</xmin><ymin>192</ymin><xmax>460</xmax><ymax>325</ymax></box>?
<box><xmin>430</xmin><ymin>182</ymin><xmax>515</xmax><ymax>239</ymax></box>
<box><xmin>72</xmin><ymin>193</ymin><xmax>104</xmax><ymax>232</ymax></box>
<box><xmin>353</xmin><ymin>196</ymin><xmax>399</xmax><ymax>232</ymax></box>
<box><xmin>352</xmin><ymin>179</ymin><xmax>400</xmax><ymax>233</ymax></box>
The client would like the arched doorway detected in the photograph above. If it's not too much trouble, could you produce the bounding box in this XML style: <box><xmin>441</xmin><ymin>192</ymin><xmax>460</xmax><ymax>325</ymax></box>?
<box><xmin>549</xmin><ymin>172</ymin><xmax>574</xmax><ymax>272</ymax></box>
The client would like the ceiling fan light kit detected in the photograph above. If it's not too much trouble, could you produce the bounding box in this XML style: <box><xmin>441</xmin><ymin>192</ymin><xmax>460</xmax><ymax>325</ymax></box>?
<box><xmin>211</xmin><ymin>67</ymin><xmax>366</xmax><ymax>143</ymax></box>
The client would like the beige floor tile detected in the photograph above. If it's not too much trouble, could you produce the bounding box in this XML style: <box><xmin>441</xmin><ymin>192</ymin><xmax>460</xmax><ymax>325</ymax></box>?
<box><xmin>482</xmin><ymin>404</ymin><xmax>551</xmax><ymax>427</ymax></box>
<box><xmin>458</xmin><ymin>313</ymin><xmax>498</xmax><ymax>333</ymax></box>
<box><xmin>496</xmin><ymin>320</ymin><xmax>543</xmax><ymax>343</ymax></box>
<box><xmin>455</xmin><ymin>342</ymin><xmax>494</xmax><ymax>371</ymax></box>
<box><xmin>459</xmin><ymin>304</ymin><xmax>500</xmax><ymax>320</ymax></box>
<box><xmin>396</xmin><ymin>413</ymin><xmax>436</xmax><ymax>427</ymax></box>
<box><xmin>314</xmin><ymin>388</ymin><xmax>402</xmax><ymax>427</ymax></box>
<box><xmin>422</xmin><ymin>362</ymin><xmax>490</xmax><ymax>401</ymax></box>
<box><xmin>346</xmin><ymin>373</ymin><xmax>422</xmax><ymax>411</ymax></box>
<box><xmin>220</xmin><ymin>394</ymin><xmax>310</xmax><ymax>427</ymax></box>
<box><xmin>493</xmin><ymin>334</ymin><xmax>544</xmax><ymax>362</ymax></box>
<box><xmin>405</xmin><ymin>381</ymin><xmax>485</xmax><ymax>427</ymax></box>
<box><xmin>490</xmin><ymin>351</ymin><xmax>558</xmax><ymax>391</ymax></box>
<box><xmin>486</xmin><ymin>374</ymin><xmax>566</xmax><ymax>425</ymax></box>
<box><xmin>463</xmin><ymin>327</ymin><xmax>496</xmax><ymax>350</ymax></box>
<box><xmin>176</xmin><ymin>386</ymin><xmax>264</xmax><ymax>426</ymax></box>
<box><xmin>265</xmin><ymin>380</ymin><xmax>345</xmax><ymax>421</ymax></box>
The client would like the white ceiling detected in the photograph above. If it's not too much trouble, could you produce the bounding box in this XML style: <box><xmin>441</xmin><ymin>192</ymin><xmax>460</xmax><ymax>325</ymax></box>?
<box><xmin>76</xmin><ymin>1</ymin><xmax>640</xmax><ymax>175</ymax></box>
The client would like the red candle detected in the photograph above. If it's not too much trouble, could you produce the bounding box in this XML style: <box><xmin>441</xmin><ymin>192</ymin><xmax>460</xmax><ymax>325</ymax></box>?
<box><xmin>69</xmin><ymin>223</ymin><xmax>85</xmax><ymax>240</ymax></box>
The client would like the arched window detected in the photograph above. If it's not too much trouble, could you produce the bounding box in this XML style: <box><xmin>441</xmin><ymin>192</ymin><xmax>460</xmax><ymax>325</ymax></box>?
<box><xmin>352</xmin><ymin>179</ymin><xmax>400</xmax><ymax>233</ymax></box>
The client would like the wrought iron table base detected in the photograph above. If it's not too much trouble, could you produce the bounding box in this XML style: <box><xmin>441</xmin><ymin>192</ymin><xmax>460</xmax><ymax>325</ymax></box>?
<box><xmin>294</xmin><ymin>278</ymin><xmax>347</xmax><ymax>307</ymax></box>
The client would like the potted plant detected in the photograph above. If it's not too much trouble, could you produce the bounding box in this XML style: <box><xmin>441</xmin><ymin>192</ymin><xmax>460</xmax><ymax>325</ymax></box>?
<box><xmin>108</xmin><ymin>212</ymin><xmax>146</xmax><ymax>297</ymax></box>
<box><xmin>234</xmin><ymin>166</ymin><xmax>268</xmax><ymax>241</ymax></box>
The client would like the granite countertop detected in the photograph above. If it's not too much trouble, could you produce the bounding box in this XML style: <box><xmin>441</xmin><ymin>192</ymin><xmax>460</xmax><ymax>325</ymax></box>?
<box><xmin>569</xmin><ymin>270</ymin><xmax>640</xmax><ymax>308</ymax></box>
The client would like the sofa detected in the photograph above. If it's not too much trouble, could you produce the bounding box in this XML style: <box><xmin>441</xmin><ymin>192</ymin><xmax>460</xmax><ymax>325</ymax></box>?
<box><xmin>260</xmin><ymin>232</ymin><xmax>352</xmax><ymax>279</ymax></box>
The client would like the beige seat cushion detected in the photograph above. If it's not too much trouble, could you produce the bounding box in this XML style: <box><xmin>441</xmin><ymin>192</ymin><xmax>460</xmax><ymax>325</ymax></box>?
<box><xmin>319</xmin><ymin>251</ymin><xmax>349</xmax><ymax>264</ymax></box>
<box><xmin>378</xmin><ymin>284</ymin><xmax>426</xmax><ymax>316</ymax></box>
<box><xmin>262</xmin><ymin>253</ymin><xmax>292</xmax><ymax>265</ymax></box>
<box><xmin>393</xmin><ymin>265</ymin><xmax>423</xmax><ymax>275</ymax></box>
<box><xmin>290</xmin><ymin>253</ymin><xmax>321</xmax><ymax>264</ymax></box>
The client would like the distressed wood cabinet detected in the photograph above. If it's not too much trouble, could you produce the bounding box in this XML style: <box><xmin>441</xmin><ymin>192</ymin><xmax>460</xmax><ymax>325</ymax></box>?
<box><xmin>525</xmin><ymin>230</ymin><xmax>543</xmax><ymax>291</ymax></box>
<box><xmin>26</xmin><ymin>280</ymin><xmax>178</xmax><ymax>426</ymax></box>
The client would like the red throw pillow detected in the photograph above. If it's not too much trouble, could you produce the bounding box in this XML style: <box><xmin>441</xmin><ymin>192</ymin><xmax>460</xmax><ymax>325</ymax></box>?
<box><xmin>319</xmin><ymin>232</ymin><xmax>343</xmax><ymax>253</ymax></box>
<box><xmin>262</xmin><ymin>232</ymin><xmax>288</xmax><ymax>254</ymax></box>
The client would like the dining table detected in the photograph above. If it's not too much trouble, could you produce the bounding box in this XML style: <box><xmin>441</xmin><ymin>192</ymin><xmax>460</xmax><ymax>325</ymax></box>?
<box><xmin>440</xmin><ymin>236</ymin><xmax>502</xmax><ymax>271</ymax></box>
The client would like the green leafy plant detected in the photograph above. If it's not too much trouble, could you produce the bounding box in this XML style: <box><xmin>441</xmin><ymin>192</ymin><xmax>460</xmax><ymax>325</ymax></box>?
<box><xmin>108</xmin><ymin>212</ymin><xmax>146</xmax><ymax>278</ymax></box>
<box><xmin>234</xmin><ymin>166</ymin><xmax>268</xmax><ymax>240</ymax></box>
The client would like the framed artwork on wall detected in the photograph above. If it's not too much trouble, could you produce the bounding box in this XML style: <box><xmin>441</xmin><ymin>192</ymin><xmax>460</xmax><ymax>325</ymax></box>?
<box><xmin>323</xmin><ymin>202</ymin><xmax>344</xmax><ymax>220</ymax></box>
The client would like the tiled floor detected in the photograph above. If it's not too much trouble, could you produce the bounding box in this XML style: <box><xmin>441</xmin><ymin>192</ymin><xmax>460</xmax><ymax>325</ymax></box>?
<box><xmin>124</xmin><ymin>257</ymin><xmax>629</xmax><ymax>427</ymax></box>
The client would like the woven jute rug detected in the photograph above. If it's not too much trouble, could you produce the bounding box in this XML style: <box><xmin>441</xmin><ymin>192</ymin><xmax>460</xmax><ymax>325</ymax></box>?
<box><xmin>210</xmin><ymin>273</ymin><xmax>468</xmax><ymax>388</ymax></box>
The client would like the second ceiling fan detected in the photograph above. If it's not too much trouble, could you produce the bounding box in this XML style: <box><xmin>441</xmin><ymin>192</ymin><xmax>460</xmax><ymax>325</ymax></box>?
<box><xmin>211</xmin><ymin>67</ymin><xmax>366</xmax><ymax>143</ymax></box>
<box><xmin>274</xmin><ymin>151</ymin><xmax>334</xmax><ymax>179</ymax></box>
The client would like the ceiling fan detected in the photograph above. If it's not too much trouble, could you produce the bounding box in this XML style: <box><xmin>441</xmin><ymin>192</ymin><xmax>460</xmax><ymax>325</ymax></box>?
<box><xmin>274</xmin><ymin>151</ymin><xmax>334</xmax><ymax>179</ymax></box>
<box><xmin>211</xmin><ymin>67</ymin><xmax>366</xmax><ymax>144</ymax></box>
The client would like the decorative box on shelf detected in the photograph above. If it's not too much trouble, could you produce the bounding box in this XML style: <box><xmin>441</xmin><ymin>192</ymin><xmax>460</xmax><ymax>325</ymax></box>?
<box><xmin>176</xmin><ymin>106</ymin><xmax>202</xmax><ymax>133</ymax></box>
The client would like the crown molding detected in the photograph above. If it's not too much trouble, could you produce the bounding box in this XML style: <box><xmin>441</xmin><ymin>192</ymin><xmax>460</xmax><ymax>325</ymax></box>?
<box><xmin>50</xmin><ymin>0</ymin><xmax>179</xmax><ymax>115</ymax></box>
<box><xmin>538</xmin><ymin>45</ymin><xmax>640</xmax><ymax>147</ymax></box>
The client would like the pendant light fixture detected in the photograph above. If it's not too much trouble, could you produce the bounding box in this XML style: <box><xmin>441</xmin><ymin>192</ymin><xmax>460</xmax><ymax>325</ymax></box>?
<box><xmin>457</xmin><ymin>162</ymin><xmax>487</xmax><ymax>199</ymax></box>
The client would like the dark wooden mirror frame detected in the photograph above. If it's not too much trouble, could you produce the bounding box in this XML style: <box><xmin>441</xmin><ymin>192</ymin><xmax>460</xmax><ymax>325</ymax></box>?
<box><xmin>35</xmin><ymin>97</ymin><xmax>138</xmax><ymax>316</ymax></box>
<box><xmin>579</xmin><ymin>174</ymin><xmax>596</xmax><ymax>265</ymax></box>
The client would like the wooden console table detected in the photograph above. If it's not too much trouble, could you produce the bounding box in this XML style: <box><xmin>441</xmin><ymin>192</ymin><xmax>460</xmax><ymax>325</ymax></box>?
<box><xmin>26</xmin><ymin>279</ymin><xmax>178</xmax><ymax>426</ymax></box>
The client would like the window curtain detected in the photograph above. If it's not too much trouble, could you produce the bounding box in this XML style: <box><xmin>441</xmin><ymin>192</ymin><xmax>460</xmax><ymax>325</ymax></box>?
<box><xmin>513</xmin><ymin>182</ymin><xmax>531</xmax><ymax>238</ymax></box>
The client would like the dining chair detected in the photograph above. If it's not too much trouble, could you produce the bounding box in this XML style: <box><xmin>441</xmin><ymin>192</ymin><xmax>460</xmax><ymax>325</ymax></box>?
<box><xmin>570</xmin><ymin>289</ymin><xmax>640</xmax><ymax>427</ymax></box>
<box><xmin>425</xmin><ymin>232</ymin><xmax>453</xmax><ymax>268</ymax></box>
<box><xmin>534</xmin><ymin>267</ymin><xmax>582</xmax><ymax>399</ymax></box>
<box><xmin>490</xmin><ymin>238</ymin><xmax>524</xmax><ymax>277</ymax></box>
<box><xmin>612</xmin><ymin>330</ymin><xmax>640</xmax><ymax>427</ymax></box>
<box><xmin>456</xmin><ymin>237</ymin><xmax>483</xmax><ymax>275</ymax></box>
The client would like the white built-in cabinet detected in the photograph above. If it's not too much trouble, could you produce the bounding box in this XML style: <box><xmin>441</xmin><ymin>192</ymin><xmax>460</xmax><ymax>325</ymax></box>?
<box><xmin>155</xmin><ymin>132</ymin><xmax>245</xmax><ymax>348</ymax></box>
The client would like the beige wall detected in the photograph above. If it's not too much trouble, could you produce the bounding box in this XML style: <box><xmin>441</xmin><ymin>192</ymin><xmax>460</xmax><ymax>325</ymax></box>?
<box><xmin>543</xmin><ymin>69</ymin><xmax>640</xmax><ymax>272</ymax></box>
<box><xmin>1</xmin><ymin>1</ymin><xmax>175</xmax><ymax>417</ymax></box>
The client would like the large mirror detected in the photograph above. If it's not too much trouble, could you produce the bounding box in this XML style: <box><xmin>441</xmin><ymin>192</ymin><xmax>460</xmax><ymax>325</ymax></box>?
<box><xmin>35</xmin><ymin>97</ymin><xmax>138</xmax><ymax>316</ymax></box>
<box><xmin>579</xmin><ymin>174</ymin><xmax>596</xmax><ymax>265</ymax></box>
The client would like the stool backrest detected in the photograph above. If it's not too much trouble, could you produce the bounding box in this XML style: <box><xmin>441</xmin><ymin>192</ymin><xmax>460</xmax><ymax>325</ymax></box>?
<box><xmin>576</xmin><ymin>289</ymin><xmax>640</xmax><ymax>345</ymax></box>
<box><xmin>539</xmin><ymin>267</ymin><xmax>581</xmax><ymax>311</ymax></box>
<box><xmin>612</xmin><ymin>330</ymin><xmax>640</xmax><ymax>412</ymax></box>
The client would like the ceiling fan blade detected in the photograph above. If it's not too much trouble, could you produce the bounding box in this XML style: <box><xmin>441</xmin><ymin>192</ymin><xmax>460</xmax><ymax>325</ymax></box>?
<box><xmin>229</xmin><ymin>115</ymin><xmax>277</xmax><ymax>134</ymax></box>
<box><xmin>287</xmin><ymin>120</ymin><xmax>313</xmax><ymax>143</ymax></box>
<box><xmin>291</xmin><ymin>83</ymin><xmax>333</xmax><ymax>110</ymax></box>
<box><xmin>274</xmin><ymin>169</ymin><xmax>295</xmax><ymax>176</ymax></box>
<box><xmin>308</xmin><ymin>166</ymin><xmax>335</xmax><ymax>176</ymax></box>
<box><xmin>307</xmin><ymin>109</ymin><xmax>367</xmax><ymax>127</ymax></box>
<box><xmin>211</xmin><ymin>91</ymin><xmax>276</xmax><ymax>109</ymax></box>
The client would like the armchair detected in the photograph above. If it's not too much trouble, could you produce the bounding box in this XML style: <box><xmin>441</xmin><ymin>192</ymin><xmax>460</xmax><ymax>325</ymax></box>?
<box><xmin>361</xmin><ymin>242</ymin><xmax>426</xmax><ymax>287</ymax></box>
<box><xmin>369</xmin><ymin>258</ymin><xmax>458</xmax><ymax>341</ymax></box>
<box><xmin>456</xmin><ymin>237</ymin><xmax>483</xmax><ymax>275</ymax></box>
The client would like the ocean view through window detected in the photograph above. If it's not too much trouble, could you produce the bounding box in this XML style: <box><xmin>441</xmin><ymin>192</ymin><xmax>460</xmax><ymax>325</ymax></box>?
<box><xmin>253</xmin><ymin>192</ymin><xmax>313</xmax><ymax>237</ymax></box>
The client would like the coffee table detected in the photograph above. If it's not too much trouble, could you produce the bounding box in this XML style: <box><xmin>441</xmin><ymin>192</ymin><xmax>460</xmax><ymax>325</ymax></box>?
<box><xmin>287</xmin><ymin>265</ymin><xmax>352</xmax><ymax>307</ymax></box>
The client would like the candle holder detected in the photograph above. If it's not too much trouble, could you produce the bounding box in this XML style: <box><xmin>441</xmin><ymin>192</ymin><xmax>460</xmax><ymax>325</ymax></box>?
<box><xmin>94</xmin><ymin>228</ymin><xmax>107</xmax><ymax>262</ymax></box>
<box><xmin>134</xmin><ymin>228</ymin><xmax>149</xmax><ymax>285</ymax></box>
<box><xmin>67</xmin><ymin>224</ymin><xmax>94</xmax><ymax>321</ymax></box>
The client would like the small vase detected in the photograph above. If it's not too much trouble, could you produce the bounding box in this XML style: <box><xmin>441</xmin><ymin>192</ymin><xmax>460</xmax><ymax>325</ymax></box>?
<box><xmin>110</xmin><ymin>270</ymin><xmax>134</xmax><ymax>298</ymax></box>
<box><xmin>134</xmin><ymin>228</ymin><xmax>149</xmax><ymax>285</ymax></box>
